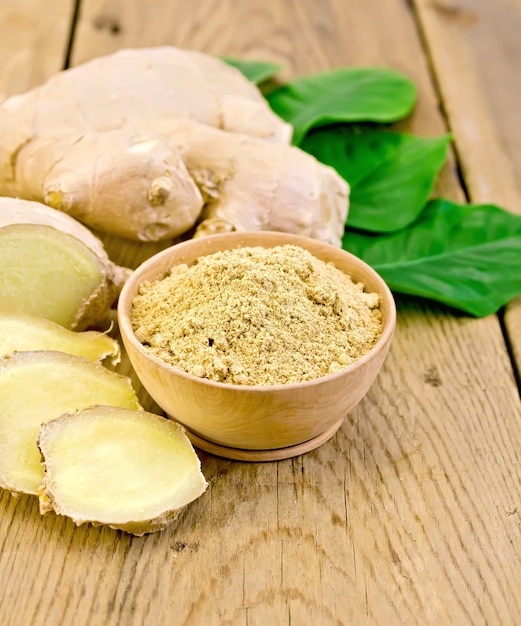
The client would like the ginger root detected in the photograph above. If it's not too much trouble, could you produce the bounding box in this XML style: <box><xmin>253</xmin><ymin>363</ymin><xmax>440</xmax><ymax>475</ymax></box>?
<box><xmin>0</xmin><ymin>198</ymin><xmax>131</xmax><ymax>330</ymax></box>
<box><xmin>38</xmin><ymin>406</ymin><xmax>208</xmax><ymax>536</ymax></box>
<box><xmin>0</xmin><ymin>350</ymin><xmax>141</xmax><ymax>496</ymax></box>
<box><xmin>0</xmin><ymin>309</ymin><xmax>120</xmax><ymax>364</ymax></box>
<box><xmin>0</xmin><ymin>47</ymin><xmax>349</xmax><ymax>246</ymax></box>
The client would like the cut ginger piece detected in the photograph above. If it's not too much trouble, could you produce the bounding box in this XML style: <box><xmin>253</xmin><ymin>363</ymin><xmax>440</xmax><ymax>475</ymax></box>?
<box><xmin>0</xmin><ymin>350</ymin><xmax>141</xmax><ymax>496</ymax></box>
<box><xmin>38</xmin><ymin>406</ymin><xmax>208</xmax><ymax>536</ymax></box>
<box><xmin>0</xmin><ymin>222</ymin><xmax>121</xmax><ymax>330</ymax></box>
<box><xmin>0</xmin><ymin>309</ymin><xmax>120</xmax><ymax>364</ymax></box>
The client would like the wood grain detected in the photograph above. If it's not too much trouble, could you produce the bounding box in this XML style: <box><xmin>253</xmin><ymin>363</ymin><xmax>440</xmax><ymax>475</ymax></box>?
<box><xmin>412</xmin><ymin>0</ymin><xmax>521</xmax><ymax>377</ymax></box>
<box><xmin>0</xmin><ymin>0</ymin><xmax>75</xmax><ymax>97</ymax></box>
<box><xmin>0</xmin><ymin>1</ymin><xmax>520</xmax><ymax>625</ymax></box>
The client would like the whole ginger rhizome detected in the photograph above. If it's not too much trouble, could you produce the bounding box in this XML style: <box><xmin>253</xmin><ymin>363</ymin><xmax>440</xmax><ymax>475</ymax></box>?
<box><xmin>131</xmin><ymin>245</ymin><xmax>383</xmax><ymax>386</ymax></box>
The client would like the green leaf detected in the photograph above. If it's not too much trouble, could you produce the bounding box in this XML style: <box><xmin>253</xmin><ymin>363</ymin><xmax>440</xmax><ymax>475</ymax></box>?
<box><xmin>343</xmin><ymin>199</ymin><xmax>521</xmax><ymax>317</ymax></box>
<box><xmin>221</xmin><ymin>56</ymin><xmax>283</xmax><ymax>84</ymax></box>
<box><xmin>301</xmin><ymin>127</ymin><xmax>451</xmax><ymax>232</ymax></box>
<box><xmin>265</xmin><ymin>67</ymin><xmax>417</xmax><ymax>145</ymax></box>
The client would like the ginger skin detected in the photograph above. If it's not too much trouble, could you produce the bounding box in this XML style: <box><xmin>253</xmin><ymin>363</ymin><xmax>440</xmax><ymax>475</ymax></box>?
<box><xmin>0</xmin><ymin>47</ymin><xmax>349</xmax><ymax>245</ymax></box>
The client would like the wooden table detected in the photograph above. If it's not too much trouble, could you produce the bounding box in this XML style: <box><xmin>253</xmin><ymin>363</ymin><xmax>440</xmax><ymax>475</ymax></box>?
<box><xmin>1</xmin><ymin>1</ymin><xmax>520</xmax><ymax>624</ymax></box>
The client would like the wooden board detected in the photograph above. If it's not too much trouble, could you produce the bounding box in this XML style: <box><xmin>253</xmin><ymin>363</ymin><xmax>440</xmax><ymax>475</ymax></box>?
<box><xmin>0</xmin><ymin>0</ymin><xmax>75</xmax><ymax>96</ymax></box>
<box><xmin>413</xmin><ymin>0</ymin><xmax>521</xmax><ymax>374</ymax></box>
<box><xmin>0</xmin><ymin>1</ymin><xmax>520</xmax><ymax>625</ymax></box>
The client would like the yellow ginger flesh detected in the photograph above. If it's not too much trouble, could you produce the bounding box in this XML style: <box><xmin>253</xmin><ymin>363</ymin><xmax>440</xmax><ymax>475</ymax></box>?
<box><xmin>38</xmin><ymin>406</ymin><xmax>208</xmax><ymax>536</ymax></box>
<box><xmin>0</xmin><ymin>351</ymin><xmax>141</xmax><ymax>495</ymax></box>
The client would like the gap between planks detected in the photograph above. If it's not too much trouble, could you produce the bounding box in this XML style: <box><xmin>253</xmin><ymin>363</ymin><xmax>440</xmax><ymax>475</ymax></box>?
<box><xmin>410</xmin><ymin>0</ymin><xmax>521</xmax><ymax>395</ymax></box>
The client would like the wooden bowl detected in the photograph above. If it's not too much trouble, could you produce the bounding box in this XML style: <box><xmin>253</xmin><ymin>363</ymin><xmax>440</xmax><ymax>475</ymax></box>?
<box><xmin>117</xmin><ymin>232</ymin><xmax>396</xmax><ymax>461</ymax></box>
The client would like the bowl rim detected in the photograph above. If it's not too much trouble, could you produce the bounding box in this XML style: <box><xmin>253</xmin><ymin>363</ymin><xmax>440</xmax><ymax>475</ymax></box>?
<box><xmin>117</xmin><ymin>231</ymin><xmax>397</xmax><ymax>392</ymax></box>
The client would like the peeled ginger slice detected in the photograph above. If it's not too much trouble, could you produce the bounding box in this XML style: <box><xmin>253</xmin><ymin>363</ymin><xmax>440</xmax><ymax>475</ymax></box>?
<box><xmin>0</xmin><ymin>351</ymin><xmax>141</xmax><ymax>495</ymax></box>
<box><xmin>38</xmin><ymin>406</ymin><xmax>208</xmax><ymax>536</ymax></box>
<box><xmin>0</xmin><ymin>309</ymin><xmax>120</xmax><ymax>364</ymax></box>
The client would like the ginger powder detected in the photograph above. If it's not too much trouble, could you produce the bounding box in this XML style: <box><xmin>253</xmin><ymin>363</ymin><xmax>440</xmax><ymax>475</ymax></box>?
<box><xmin>131</xmin><ymin>245</ymin><xmax>383</xmax><ymax>386</ymax></box>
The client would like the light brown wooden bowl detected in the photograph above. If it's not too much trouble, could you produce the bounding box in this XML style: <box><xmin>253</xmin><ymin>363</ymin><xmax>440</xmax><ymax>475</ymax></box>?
<box><xmin>117</xmin><ymin>232</ymin><xmax>396</xmax><ymax>461</ymax></box>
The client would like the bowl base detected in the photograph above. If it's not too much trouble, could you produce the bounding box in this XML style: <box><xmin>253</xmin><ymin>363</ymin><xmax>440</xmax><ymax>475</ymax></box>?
<box><xmin>183</xmin><ymin>417</ymin><xmax>345</xmax><ymax>461</ymax></box>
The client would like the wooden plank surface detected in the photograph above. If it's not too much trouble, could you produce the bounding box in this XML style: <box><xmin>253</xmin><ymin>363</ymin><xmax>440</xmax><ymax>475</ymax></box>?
<box><xmin>0</xmin><ymin>0</ymin><xmax>75</xmax><ymax>97</ymax></box>
<box><xmin>0</xmin><ymin>1</ymin><xmax>520</xmax><ymax>625</ymax></box>
<box><xmin>413</xmin><ymin>0</ymin><xmax>521</xmax><ymax>375</ymax></box>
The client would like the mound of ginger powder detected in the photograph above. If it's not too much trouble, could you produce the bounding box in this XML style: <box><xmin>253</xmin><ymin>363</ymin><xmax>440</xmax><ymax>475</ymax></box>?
<box><xmin>131</xmin><ymin>244</ymin><xmax>383</xmax><ymax>386</ymax></box>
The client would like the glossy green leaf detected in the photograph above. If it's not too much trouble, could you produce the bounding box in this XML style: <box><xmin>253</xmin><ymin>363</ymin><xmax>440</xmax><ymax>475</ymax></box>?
<box><xmin>343</xmin><ymin>199</ymin><xmax>521</xmax><ymax>317</ymax></box>
<box><xmin>266</xmin><ymin>67</ymin><xmax>417</xmax><ymax>144</ymax></box>
<box><xmin>301</xmin><ymin>127</ymin><xmax>451</xmax><ymax>232</ymax></box>
<box><xmin>221</xmin><ymin>56</ymin><xmax>283</xmax><ymax>84</ymax></box>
